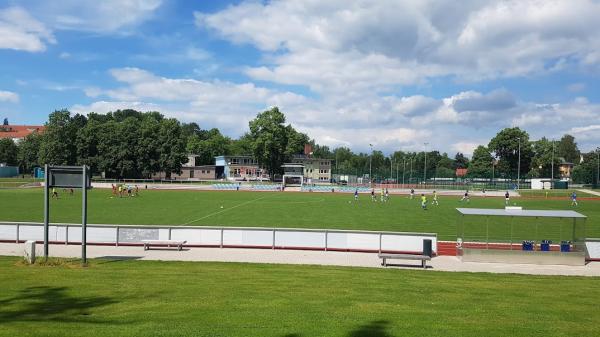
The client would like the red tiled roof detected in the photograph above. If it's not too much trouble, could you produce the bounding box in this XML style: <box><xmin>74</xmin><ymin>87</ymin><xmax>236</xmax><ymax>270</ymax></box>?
<box><xmin>455</xmin><ymin>168</ymin><xmax>468</xmax><ymax>177</ymax></box>
<box><xmin>0</xmin><ymin>125</ymin><xmax>45</xmax><ymax>139</ymax></box>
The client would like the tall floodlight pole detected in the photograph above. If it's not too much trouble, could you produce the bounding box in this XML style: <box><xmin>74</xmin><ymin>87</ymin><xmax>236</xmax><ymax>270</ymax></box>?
<box><xmin>402</xmin><ymin>159</ymin><xmax>406</xmax><ymax>186</ymax></box>
<box><xmin>517</xmin><ymin>137</ymin><xmax>521</xmax><ymax>189</ymax></box>
<box><xmin>409</xmin><ymin>157</ymin><xmax>413</xmax><ymax>185</ymax></box>
<box><xmin>423</xmin><ymin>143</ymin><xmax>429</xmax><ymax>185</ymax></box>
<box><xmin>369</xmin><ymin>144</ymin><xmax>373</xmax><ymax>187</ymax></box>
<box><xmin>551</xmin><ymin>140</ymin><xmax>555</xmax><ymax>182</ymax></box>
<box><xmin>396</xmin><ymin>162</ymin><xmax>399</xmax><ymax>184</ymax></box>
<box><xmin>390</xmin><ymin>157</ymin><xmax>393</xmax><ymax>182</ymax></box>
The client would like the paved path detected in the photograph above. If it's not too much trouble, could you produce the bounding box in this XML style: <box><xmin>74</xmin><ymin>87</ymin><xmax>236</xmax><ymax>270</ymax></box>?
<box><xmin>2</xmin><ymin>243</ymin><xmax>598</xmax><ymax>277</ymax></box>
<box><xmin>579</xmin><ymin>189</ymin><xmax>600</xmax><ymax>197</ymax></box>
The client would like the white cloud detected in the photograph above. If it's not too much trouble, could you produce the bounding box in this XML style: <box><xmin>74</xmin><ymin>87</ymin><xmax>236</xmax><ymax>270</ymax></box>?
<box><xmin>0</xmin><ymin>90</ymin><xmax>19</xmax><ymax>103</ymax></box>
<box><xmin>34</xmin><ymin>0</ymin><xmax>162</xmax><ymax>33</ymax></box>
<box><xmin>0</xmin><ymin>7</ymin><xmax>55</xmax><ymax>52</ymax></box>
<box><xmin>197</xmin><ymin>0</ymin><xmax>600</xmax><ymax>93</ymax></box>
<box><xmin>451</xmin><ymin>142</ymin><xmax>481</xmax><ymax>157</ymax></box>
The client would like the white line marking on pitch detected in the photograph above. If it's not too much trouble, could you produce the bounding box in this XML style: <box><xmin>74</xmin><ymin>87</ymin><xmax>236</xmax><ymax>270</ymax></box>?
<box><xmin>181</xmin><ymin>195</ymin><xmax>271</xmax><ymax>225</ymax></box>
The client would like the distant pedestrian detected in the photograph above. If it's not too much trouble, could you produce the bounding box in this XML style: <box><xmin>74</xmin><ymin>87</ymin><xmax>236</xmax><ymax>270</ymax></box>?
<box><xmin>384</xmin><ymin>188</ymin><xmax>389</xmax><ymax>202</ymax></box>
<box><xmin>571</xmin><ymin>192</ymin><xmax>578</xmax><ymax>206</ymax></box>
<box><xmin>505</xmin><ymin>191</ymin><xmax>510</xmax><ymax>205</ymax></box>
<box><xmin>354</xmin><ymin>189</ymin><xmax>359</xmax><ymax>201</ymax></box>
<box><xmin>51</xmin><ymin>188</ymin><xmax>58</xmax><ymax>199</ymax></box>
<box><xmin>410</xmin><ymin>189</ymin><xmax>415</xmax><ymax>199</ymax></box>
<box><xmin>421</xmin><ymin>194</ymin><xmax>428</xmax><ymax>210</ymax></box>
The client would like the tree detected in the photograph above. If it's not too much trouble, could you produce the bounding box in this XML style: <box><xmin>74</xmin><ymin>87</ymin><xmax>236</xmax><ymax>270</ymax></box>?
<box><xmin>529</xmin><ymin>137</ymin><xmax>559</xmax><ymax>178</ymax></box>
<box><xmin>2</xmin><ymin>118</ymin><xmax>8</xmax><ymax>125</ymax></box>
<box><xmin>488</xmin><ymin>127</ymin><xmax>533</xmax><ymax>179</ymax></box>
<box><xmin>572</xmin><ymin>149</ymin><xmax>600</xmax><ymax>185</ymax></box>
<box><xmin>17</xmin><ymin>133</ymin><xmax>42</xmax><ymax>173</ymax></box>
<box><xmin>453</xmin><ymin>153</ymin><xmax>469</xmax><ymax>169</ymax></box>
<box><xmin>186</xmin><ymin>128</ymin><xmax>231</xmax><ymax>165</ymax></box>
<box><xmin>157</xmin><ymin>118</ymin><xmax>187</xmax><ymax>179</ymax></box>
<box><xmin>556</xmin><ymin>134</ymin><xmax>580</xmax><ymax>164</ymax></box>
<box><xmin>285</xmin><ymin>127</ymin><xmax>309</xmax><ymax>157</ymax></box>
<box><xmin>228</xmin><ymin>133</ymin><xmax>254</xmax><ymax>155</ymax></box>
<box><xmin>38</xmin><ymin>110</ymin><xmax>79</xmax><ymax>166</ymax></box>
<box><xmin>467</xmin><ymin>146</ymin><xmax>493</xmax><ymax>178</ymax></box>
<box><xmin>249</xmin><ymin>107</ymin><xmax>289</xmax><ymax>179</ymax></box>
<box><xmin>0</xmin><ymin>138</ymin><xmax>18</xmax><ymax>166</ymax></box>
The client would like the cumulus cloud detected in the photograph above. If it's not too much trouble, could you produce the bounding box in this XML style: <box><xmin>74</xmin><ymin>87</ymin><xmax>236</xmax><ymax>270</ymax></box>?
<box><xmin>197</xmin><ymin>0</ymin><xmax>600</xmax><ymax>93</ymax></box>
<box><xmin>0</xmin><ymin>7</ymin><xmax>55</xmax><ymax>52</ymax></box>
<box><xmin>0</xmin><ymin>90</ymin><xmax>19</xmax><ymax>103</ymax></box>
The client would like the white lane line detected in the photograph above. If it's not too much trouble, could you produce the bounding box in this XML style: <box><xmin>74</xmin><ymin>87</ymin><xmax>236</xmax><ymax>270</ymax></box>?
<box><xmin>181</xmin><ymin>195</ymin><xmax>271</xmax><ymax>225</ymax></box>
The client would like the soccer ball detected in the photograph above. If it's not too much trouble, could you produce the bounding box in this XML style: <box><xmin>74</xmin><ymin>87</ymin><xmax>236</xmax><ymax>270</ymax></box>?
<box><xmin>220</xmin><ymin>206</ymin><xmax>224</xmax><ymax>209</ymax></box>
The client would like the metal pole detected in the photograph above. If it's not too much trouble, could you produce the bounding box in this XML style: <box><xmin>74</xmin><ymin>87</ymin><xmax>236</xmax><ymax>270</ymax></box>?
<box><xmin>402</xmin><ymin>159</ymin><xmax>406</xmax><ymax>186</ymax></box>
<box><xmin>423</xmin><ymin>143</ymin><xmax>429</xmax><ymax>184</ymax></box>
<box><xmin>597</xmin><ymin>149</ymin><xmax>599</xmax><ymax>187</ymax></box>
<box><xmin>409</xmin><ymin>157</ymin><xmax>413</xmax><ymax>186</ymax></box>
<box><xmin>390</xmin><ymin>158</ymin><xmax>393</xmax><ymax>182</ymax></box>
<box><xmin>82</xmin><ymin>165</ymin><xmax>88</xmax><ymax>265</ymax></box>
<box><xmin>44</xmin><ymin>164</ymin><xmax>49</xmax><ymax>259</ymax></box>
<box><xmin>517</xmin><ymin>138</ymin><xmax>521</xmax><ymax>189</ymax></box>
<box><xmin>369</xmin><ymin>144</ymin><xmax>373</xmax><ymax>187</ymax></box>
<box><xmin>551</xmin><ymin>140</ymin><xmax>555</xmax><ymax>182</ymax></box>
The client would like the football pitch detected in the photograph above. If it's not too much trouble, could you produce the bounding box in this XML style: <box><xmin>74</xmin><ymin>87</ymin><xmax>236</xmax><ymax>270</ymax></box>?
<box><xmin>1</xmin><ymin>256</ymin><xmax>599</xmax><ymax>337</ymax></box>
<box><xmin>0</xmin><ymin>188</ymin><xmax>599</xmax><ymax>241</ymax></box>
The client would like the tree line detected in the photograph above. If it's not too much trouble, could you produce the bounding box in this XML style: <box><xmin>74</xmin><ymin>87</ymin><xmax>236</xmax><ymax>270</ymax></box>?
<box><xmin>0</xmin><ymin>107</ymin><xmax>598</xmax><ymax>184</ymax></box>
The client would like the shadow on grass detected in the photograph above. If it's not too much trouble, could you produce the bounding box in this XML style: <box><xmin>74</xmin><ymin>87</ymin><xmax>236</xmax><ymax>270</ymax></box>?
<box><xmin>348</xmin><ymin>320</ymin><xmax>394</xmax><ymax>337</ymax></box>
<box><xmin>0</xmin><ymin>286</ymin><xmax>118</xmax><ymax>324</ymax></box>
<box><xmin>96</xmin><ymin>256</ymin><xmax>143</xmax><ymax>264</ymax></box>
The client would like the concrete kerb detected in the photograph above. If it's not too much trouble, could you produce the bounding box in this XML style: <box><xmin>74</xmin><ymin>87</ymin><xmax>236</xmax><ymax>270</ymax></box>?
<box><xmin>2</xmin><ymin>242</ymin><xmax>599</xmax><ymax>277</ymax></box>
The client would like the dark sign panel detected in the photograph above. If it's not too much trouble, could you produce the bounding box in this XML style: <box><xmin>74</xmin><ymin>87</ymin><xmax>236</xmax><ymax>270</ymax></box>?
<box><xmin>47</xmin><ymin>166</ymin><xmax>91</xmax><ymax>188</ymax></box>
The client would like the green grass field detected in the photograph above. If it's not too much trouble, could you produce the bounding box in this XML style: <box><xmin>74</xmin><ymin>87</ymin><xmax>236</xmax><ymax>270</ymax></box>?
<box><xmin>0</xmin><ymin>188</ymin><xmax>598</xmax><ymax>241</ymax></box>
<box><xmin>1</xmin><ymin>256</ymin><xmax>599</xmax><ymax>337</ymax></box>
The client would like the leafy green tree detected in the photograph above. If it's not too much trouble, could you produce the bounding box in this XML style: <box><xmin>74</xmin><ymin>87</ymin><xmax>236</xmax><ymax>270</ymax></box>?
<box><xmin>556</xmin><ymin>134</ymin><xmax>580</xmax><ymax>164</ymax></box>
<box><xmin>572</xmin><ymin>149</ymin><xmax>600</xmax><ymax>185</ymax></box>
<box><xmin>157</xmin><ymin>118</ymin><xmax>187</xmax><ymax>178</ymax></box>
<box><xmin>0</xmin><ymin>138</ymin><xmax>18</xmax><ymax>166</ymax></box>
<box><xmin>228</xmin><ymin>133</ymin><xmax>254</xmax><ymax>155</ymax></box>
<box><xmin>453</xmin><ymin>152</ymin><xmax>469</xmax><ymax>169</ymax></box>
<box><xmin>488</xmin><ymin>127</ymin><xmax>533</xmax><ymax>179</ymax></box>
<box><xmin>186</xmin><ymin>128</ymin><xmax>232</xmax><ymax>165</ymax></box>
<box><xmin>467</xmin><ymin>146</ymin><xmax>493</xmax><ymax>178</ymax></box>
<box><xmin>38</xmin><ymin>110</ymin><xmax>80</xmax><ymax>165</ymax></box>
<box><xmin>285</xmin><ymin>126</ymin><xmax>309</xmax><ymax>157</ymax></box>
<box><xmin>249</xmin><ymin>107</ymin><xmax>289</xmax><ymax>179</ymax></box>
<box><xmin>17</xmin><ymin>133</ymin><xmax>42</xmax><ymax>173</ymax></box>
<box><xmin>529</xmin><ymin>137</ymin><xmax>560</xmax><ymax>178</ymax></box>
<box><xmin>136</xmin><ymin>117</ymin><xmax>161</xmax><ymax>178</ymax></box>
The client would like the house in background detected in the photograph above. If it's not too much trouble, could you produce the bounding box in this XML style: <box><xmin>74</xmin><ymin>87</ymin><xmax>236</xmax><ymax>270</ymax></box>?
<box><xmin>0</xmin><ymin>125</ymin><xmax>45</xmax><ymax>142</ymax></box>
<box><xmin>152</xmin><ymin>155</ymin><xmax>216</xmax><ymax>180</ymax></box>
<box><xmin>455</xmin><ymin>168</ymin><xmax>468</xmax><ymax>178</ymax></box>
<box><xmin>214</xmin><ymin>155</ymin><xmax>268</xmax><ymax>181</ymax></box>
<box><xmin>558</xmin><ymin>158</ymin><xmax>574</xmax><ymax>181</ymax></box>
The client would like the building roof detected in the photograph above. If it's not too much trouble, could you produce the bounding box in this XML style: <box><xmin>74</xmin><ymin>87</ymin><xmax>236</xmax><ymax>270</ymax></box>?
<box><xmin>455</xmin><ymin>168</ymin><xmax>468</xmax><ymax>177</ymax></box>
<box><xmin>0</xmin><ymin>125</ymin><xmax>45</xmax><ymax>140</ymax></box>
<box><xmin>456</xmin><ymin>208</ymin><xmax>586</xmax><ymax>218</ymax></box>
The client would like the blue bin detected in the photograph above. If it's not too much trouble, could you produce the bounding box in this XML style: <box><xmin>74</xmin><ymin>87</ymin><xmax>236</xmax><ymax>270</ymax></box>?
<box><xmin>522</xmin><ymin>241</ymin><xmax>534</xmax><ymax>251</ymax></box>
<box><xmin>560</xmin><ymin>241</ymin><xmax>571</xmax><ymax>252</ymax></box>
<box><xmin>541</xmin><ymin>240</ymin><xmax>552</xmax><ymax>252</ymax></box>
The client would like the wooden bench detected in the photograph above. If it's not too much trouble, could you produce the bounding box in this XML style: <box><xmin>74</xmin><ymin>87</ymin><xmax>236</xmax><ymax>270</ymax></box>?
<box><xmin>142</xmin><ymin>240</ymin><xmax>187</xmax><ymax>251</ymax></box>
<box><xmin>378</xmin><ymin>253</ymin><xmax>431</xmax><ymax>269</ymax></box>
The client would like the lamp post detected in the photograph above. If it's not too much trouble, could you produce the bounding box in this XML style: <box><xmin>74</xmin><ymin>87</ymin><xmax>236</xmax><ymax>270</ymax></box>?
<box><xmin>402</xmin><ymin>158</ymin><xmax>406</xmax><ymax>186</ymax></box>
<box><xmin>409</xmin><ymin>156</ymin><xmax>413</xmax><ymax>185</ymax></box>
<box><xmin>369</xmin><ymin>144</ymin><xmax>373</xmax><ymax>187</ymax></box>
<box><xmin>517</xmin><ymin>137</ymin><xmax>521</xmax><ymax>189</ymax></box>
<box><xmin>551</xmin><ymin>140</ymin><xmax>555</xmax><ymax>182</ymax></box>
<box><xmin>423</xmin><ymin>142</ymin><xmax>429</xmax><ymax>185</ymax></box>
<box><xmin>390</xmin><ymin>157</ymin><xmax>393</xmax><ymax>183</ymax></box>
<box><xmin>597</xmin><ymin>148</ymin><xmax>599</xmax><ymax>187</ymax></box>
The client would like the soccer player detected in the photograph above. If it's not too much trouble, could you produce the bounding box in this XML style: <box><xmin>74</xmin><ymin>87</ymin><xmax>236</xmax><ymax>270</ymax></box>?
<box><xmin>432</xmin><ymin>190</ymin><xmax>439</xmax><ymax>205</ymax></box>
<box><xmin>380</xmin><ymin>188</ymin><xmax>385</xmax><ymax>202</ymax></box>
<box><xmin>354</xmin><ymin>188</ymin><xmax>359</xmax><ymax>201</ymax></box>
<box><xmin>505</xmin><ymin>191</ymin><xmax>510</xmax><ymax>205</ymax></box>
<box><xmin>421</xmin><ymin>193</ymin><xmax>428</xmax><ymax>210</ymax></box>
<box><xmin>384</xmin><ymin>188</ymin><xmax>389</xmax><ymax>202</ymax></box>
<box><xmin>482</xmin><ymin>188</ymin><xmax>486</xmax><ymax>198</ymax></box>
<box><xmin>460</xmin><ymin>190</ymin><xmax>470</xmax><ymax>202</ymax></box>
<box><xmin>51</xmin><ymin>188</ymin><xmax>58</xmax><ymax>199</ymax></box>
<box><xmin>571</xmin><ymin>192</ymin><xmax>578</xmax><ymax>206</ymax></box>
<box><xmin>371</xmin><ymin>189</ymin><xmax>376</xmax><ymax>202</ymax></box>
<box><xmin>410</xmin><ymin>188</ymin><xmax>415</xmax><ymax>199</ymax></box>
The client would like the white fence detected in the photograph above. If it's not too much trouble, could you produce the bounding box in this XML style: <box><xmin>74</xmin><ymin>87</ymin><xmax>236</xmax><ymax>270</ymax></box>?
<box><xmin>0</xmin><ymin>222</ymin><xmax>437</xmax><ymax>254</ymax></box>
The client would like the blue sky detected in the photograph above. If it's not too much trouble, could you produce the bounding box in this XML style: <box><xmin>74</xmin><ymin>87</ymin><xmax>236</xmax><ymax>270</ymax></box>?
<box><xmin>1</xmin><ymin>0</ymin><xmax>599</xmax><ymax>156</ymax></box>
